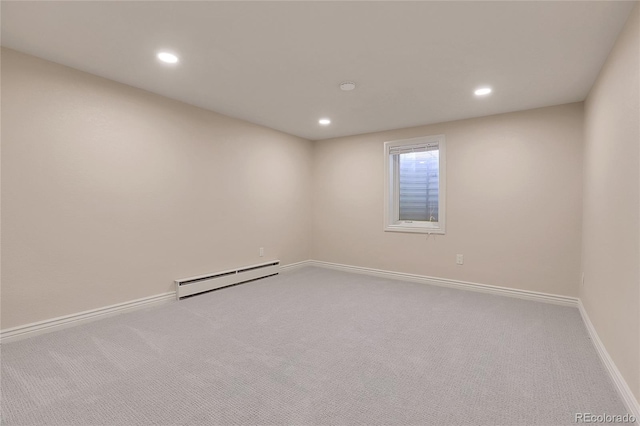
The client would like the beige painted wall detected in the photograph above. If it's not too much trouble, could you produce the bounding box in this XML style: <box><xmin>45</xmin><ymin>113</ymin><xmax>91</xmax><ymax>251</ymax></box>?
<box><xmin>582</xmin><ymin>4</ymin><xmax>640</xmax><ymax>401</ymax></box>
<box><xmin>1</xmin><ymin>48</ymin><xmax>313</xmax><ymax>329</ymax></box>
<box><xmin>312</xmin><ymin>103</ymin><xmax>584</xmax><ymax>297</ymax></box>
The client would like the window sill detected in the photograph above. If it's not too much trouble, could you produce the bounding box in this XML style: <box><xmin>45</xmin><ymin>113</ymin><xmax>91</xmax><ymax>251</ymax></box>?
<box><xmin>384</xmin><ymin>224</ymin><xmax>445</xmax><ymax>234</ymax></box>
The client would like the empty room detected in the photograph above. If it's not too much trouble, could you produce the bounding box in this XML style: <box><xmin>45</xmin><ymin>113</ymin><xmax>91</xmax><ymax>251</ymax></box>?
<box><xmin>1</xmin><ymin>1</ymin><xmax>639</xmax><ymax>425</ymax></box>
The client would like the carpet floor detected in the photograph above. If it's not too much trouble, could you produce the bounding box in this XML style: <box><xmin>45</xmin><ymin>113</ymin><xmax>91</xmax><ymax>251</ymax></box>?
<box><xmin>0</xmin><ymin>266</ymin><xmax>628</xmax><ymax>425</ymax></box>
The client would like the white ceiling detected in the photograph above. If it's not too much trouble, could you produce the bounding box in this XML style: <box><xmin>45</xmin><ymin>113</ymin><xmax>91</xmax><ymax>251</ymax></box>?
<box><xmin>1</xmin><ymin>1</ymin><xmax>636</xmax><ymax>140</ymax></box>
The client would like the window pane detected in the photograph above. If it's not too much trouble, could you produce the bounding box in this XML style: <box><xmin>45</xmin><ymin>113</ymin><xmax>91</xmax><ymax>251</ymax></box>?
<box><xmin>398</xmin><ymin>150</ymin><xmax>439</xmax><ymax>221</ymax></box>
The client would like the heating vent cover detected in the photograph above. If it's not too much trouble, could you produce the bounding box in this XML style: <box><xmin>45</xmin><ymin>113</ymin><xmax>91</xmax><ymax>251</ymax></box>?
<box><xmin>175</xmin><ymin>260</ymin><xmax>280</xmax><ymax>299</ymax></box>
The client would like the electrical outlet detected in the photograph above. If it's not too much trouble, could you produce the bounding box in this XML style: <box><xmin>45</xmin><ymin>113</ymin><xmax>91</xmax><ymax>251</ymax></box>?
<box><xmin>259</xmin><ymin>247</ymin><xmax>264</xmax><ymax>257</ymax></box>
<box><xmin>456</xmin><ymin>254</ymin><xmax>463</xmax><ymax>265</ymax></box>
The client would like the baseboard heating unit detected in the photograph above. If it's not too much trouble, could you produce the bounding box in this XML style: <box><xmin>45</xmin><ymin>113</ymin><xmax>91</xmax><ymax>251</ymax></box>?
<box><xmin>175</xmin><ymin>260</ymin><xmax>280</xmax><ymax>299</ymax></box>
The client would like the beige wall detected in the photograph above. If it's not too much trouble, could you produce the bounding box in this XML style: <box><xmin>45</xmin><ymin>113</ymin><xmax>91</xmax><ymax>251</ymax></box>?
<box><xmin>1</xmin><ymin>48</ymin><xmax>313</xmax><ymax>329</ymax></box>
<box><xmin>582</xmin><ymin>4</ymin><xmax>640</xmax><ymax>400</ymax></box>
<box><xmin>312</xmin><ymin>103</ymin><xmax>584</xmax><ymax>297</ymax></box>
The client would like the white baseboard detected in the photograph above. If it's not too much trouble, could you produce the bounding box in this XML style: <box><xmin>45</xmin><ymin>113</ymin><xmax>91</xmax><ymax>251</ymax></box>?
<box><xmin>308</xmin><ymin>260</ymin><xmax>579</xmax><ymax>307</ymax></box>
<box><xmin>578</xmin><ymin>301</ymin><xmax>640</xmax><ymax>423</ymax></box>
<box><xmin>0</xmin><ymin>291</ymin><xmax>176</xmax><ymax>344</ymax></box>
<box><xmin>3</xmin><ymin>261</ymin><xmax>310</xmax><ymax>343</ymax></box>
<box><xmin>1</xmin><ymin>261</ymin><xmax>308</xmax><ymax>343</ymax></box>
<box><xmin>280</xmin><ymin>260</ymin><xmax>313</xmax><ymax>272</ymax></box>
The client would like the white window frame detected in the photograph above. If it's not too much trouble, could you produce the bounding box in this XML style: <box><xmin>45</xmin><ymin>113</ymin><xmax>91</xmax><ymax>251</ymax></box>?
<box><xmin>384</xmin><ymin>135</ymin><xmax>446</xmax><ymax>234</ymax></box>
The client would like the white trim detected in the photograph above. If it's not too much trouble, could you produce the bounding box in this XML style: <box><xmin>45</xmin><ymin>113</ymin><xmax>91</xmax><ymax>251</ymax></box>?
<box><xmin>578</xmin><ymin>300</ymin><xmax>640</xmax><ymax>423</ymax></box>
<box><xmin>280</xmin><ymin>260</ymin><xmax>313</xmax><ymax>272</ymax></box>
<box><xmin>384</xmin><ymin>134</ymin><xmax>446</xmax><ymax>235</ymax></box>
<box><xmin>0</xmin><ymin>291</ymin><xmax>175</xmax><ymax>343</ymax></box>
<box><xmin>308</xmin><ymin>260</ymin><xmax>578</xmax><ymax>307</ymax></box>
<box><xmin>0</xmin><ymin>260</ymin><xmax>309</xmax><ymax>344</ymax></box>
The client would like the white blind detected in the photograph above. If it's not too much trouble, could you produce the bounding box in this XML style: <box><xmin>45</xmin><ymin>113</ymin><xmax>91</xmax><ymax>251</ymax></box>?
<box><xmin>396</xmin><ymin>148</ymin><xmax>440</xmax><ymax>222</ymax></box>
<box><xmin>389</xmin><ymin>142</ymin><xmax>438</xmax><ymax>155</ymax></box>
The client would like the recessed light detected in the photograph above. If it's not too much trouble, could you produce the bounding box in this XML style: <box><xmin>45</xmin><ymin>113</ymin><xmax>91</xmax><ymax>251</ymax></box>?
<box><xmin>157</xmin><ymin>52</ymin><xmax>179</xmax><ymax>64</ymax></box>
<box><xmin>319</xmin><ymin>118</ymin><xmax>331</xmax><ymax>125</ymax></box>
<box><xmin>474</xmin><ymin>87</ymin><xmax>492</xmax><ymax>96</ymax></box>
<box><xmin>340</xmin><ymin>81</ymin><xmax>356</xmax><ymax>91</ymax></box>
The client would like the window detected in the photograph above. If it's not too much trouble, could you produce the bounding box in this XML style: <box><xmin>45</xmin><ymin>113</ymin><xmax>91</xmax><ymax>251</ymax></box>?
<box><xmin>384</xmin><ymin>135</ymin><xmax>446</xmax><ymax>234</ymax></box>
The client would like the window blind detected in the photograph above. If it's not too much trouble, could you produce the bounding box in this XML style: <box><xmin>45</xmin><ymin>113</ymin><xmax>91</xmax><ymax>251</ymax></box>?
<box><xmin>397</xmin><ymin>149</ymin><xmax>440</xmax><ymax>222</ymax></box>
<box><xmin>388</xmin><ymin>142</ymin><xmax>439</xmax><ymax>155</ymax></box>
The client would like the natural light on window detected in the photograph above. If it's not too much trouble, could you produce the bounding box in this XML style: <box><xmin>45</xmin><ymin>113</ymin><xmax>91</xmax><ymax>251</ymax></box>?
<box><xmin>384</xmin><ymin>135</ymin><xmax>446</xmax><ymax>234</ymax></box>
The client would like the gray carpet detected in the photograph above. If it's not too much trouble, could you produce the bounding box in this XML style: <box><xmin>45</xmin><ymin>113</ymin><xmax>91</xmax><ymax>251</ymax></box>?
<box><xmin>0</xmin><ymin>266</ymin><xmax>628</xmax><ymax>425</ymax></box>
